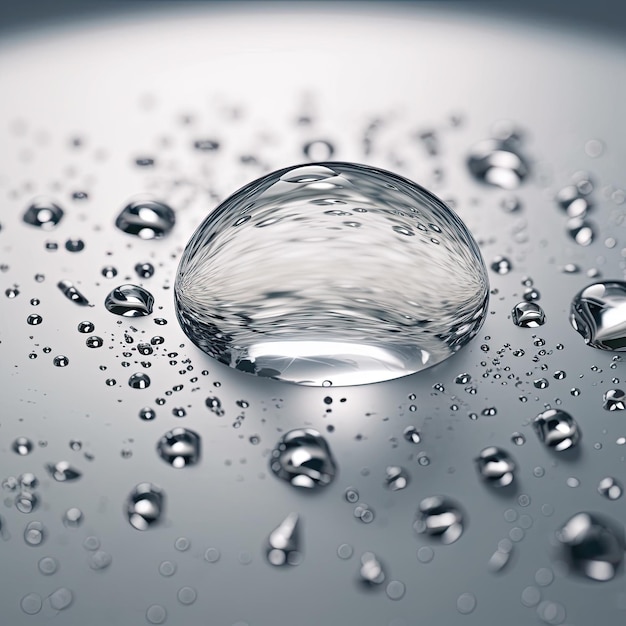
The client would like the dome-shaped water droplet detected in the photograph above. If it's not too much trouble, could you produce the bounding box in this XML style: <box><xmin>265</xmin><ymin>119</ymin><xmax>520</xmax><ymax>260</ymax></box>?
<box><xmin>533</xmin><ymin>409</ymin><xmax>580</xmax><ymax>451</ymax></box>
<box><xmin>48</xmin><ymin>587</ymin><xmax>73</xmax><ymax>611</ymax></box>
<box><xmin>128</xmin><ymin>372</ymin><xmax>151</xmax><ymax>389</ymax></box>
<box><xmin>384</xmin><ymin>465</ymin><xmax>410</xmax><ymax>491</ymax></box>
<box><xmin>413</xmin><ymin>496</ymin><xmax>464</xmax><ymax>544</ymax></box>
<box><xmin>266</xmin><ymin>512</ymin><xmax>302</xmax><ymax>566</ymax></box>
<box><xmin>556</xmin><ymin>512</ymin><xmax>624</xmax><ymax>581</ymax></box>
<box><xmin>175</xmin><ymin>162</ymin><xmax>489</xmax><ymax>386</ymax></box>
<box><xmin>24</xmin><ymin>521</ymin><xmax>46</xmax><ymax>546</ymax></box>
<box><xmin>403</xmin><ymin>425</ymin><xmax>421</xmax><ymax>444</ymax></box>
<box><xmin>45</xmin><ymin>461</ymin><xmax>82</xmax><ymax>482</ymax></box>
<box><xmin>598</xmin><ymin>477</ymin><xmax>623</xmax><ymax>501</ymax></box>
<box><xmin>115</xmin><ymin>199</ymin><xmax>175</xmax><ymax>239</ymax></box>
<box><xmin>467</xmin><ymin>139</ymin><xmax>529</xmax><ymax>190</ymax></box>
<box><xmin>126</xmin><ymin>482</ymin><xmax>164</xmax><ymax>530</ymax></box>
<box><xmin>571</xmin><ymin>281</ymin><xmax>626</xmax><ymax>350</ymax></box>
<box><xmin>603</xmin><ymin>388</ymin><xmax>626</xmax><ymax>411</ymax></box>
<box><xmin>475</xmin><ymin>446</ymin><xmax>516</xmax><ymax>487</ymax></box>
<box><xmin>12</xmin><ymin>437</ymin><xmax>34</xmax><ymax>456</ymax></box>
<box><xmin>156</xmin><ymin>428</ymin><xmax>200</xmax><ymax>468</ymax></box>
<box><xmin>270</xmin><ymin>428</ymin><xmax>336</xmax><ymax>488</ymax></box>
<box><xmin>567</xmin><ymin>217</ymin><xmax>595</xmax><ymax>246</ymax></box>
<box><xmin>105</xmin><ymin>284</ymin><xmax>154</xmax><ymax>317</ymax></box>
<box><xmin>23</xmin><ymin>198</ymin><xmax>64</xmax><ymax>229</ymax></box>
<box><xmin>512</xmin><ymin>302</ymin><xmax>545</xmax><ymax>328</ymax></box>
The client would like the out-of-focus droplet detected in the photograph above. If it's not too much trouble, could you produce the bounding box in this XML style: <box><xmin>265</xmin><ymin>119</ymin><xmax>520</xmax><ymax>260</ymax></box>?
<box><xmin>23</xmin><ymin>198</ymin><xmax>64</xmax><ymax>229</ymax></box>
<box><xmin>58</xmin><ymin>280</ymin><xmax>90</xmax><ymax>306</ymax></box>
<box><xmin>475</xmin><ymin>446</ymin><xmax>516</xmax><ymax>487</ymax></box>
<box><xmin>12</xmin><ymin>437</ymin><xmax>33</xmax><ymax>456</ymax></box>
<box><xmin>359</xmin><ymin>551</ymin><xmax>386</xmax><ymax>585</ymax></box>
<box><xmin>126</xmin><ymin>482</ymin><xmax>164</xmax><ymax>530</ymax></box>
<box><xmin>533</xmin><ymin>409</ymin><xmax>580</xmax><ymax>451</ymax></box>
<box><xmin>128</xmin><ymin>372</ymin><xmax>151</xmax><ymax>389</ymax></box>
<box><xmin>156</xmin><ymin>428</ymin><xmax>201</xmax><ymax>468</ymax></box>
<box><xmin>467</xmin><ymin>138</ymin><xmax>529</xmax><ymax>190</ymax></box>
<box><xmin>491</xmin><ymin>255</ymin><xmax>512</xmax><ymax>275</ymax></box>
<box><xmin>266</xmin><ymin>512</ymin><xmax>302</xmax><ymax>566</ymax></box>
<box><xmin>603</xmin><ymin>388</ymin><xmax>626</xmax><ymax>411</ymax></box>
<box><xmin>45</xmin><ymin>461</ymin><xmax>82</xmax><ymax>482</ymax></box>
<box><xmin>598</xmin><ymin>477</ymin><xmax>623</xmax><ymax>501</ymax></box>
<box><xmin>384</xmin><ymin>466</ymin><xmax>410</xmax><ymax>491</ymax></box>
<box><xmin>414</xmin><ymin>496</ymin><xmax>464</xmax><ymax>544</ymax></box>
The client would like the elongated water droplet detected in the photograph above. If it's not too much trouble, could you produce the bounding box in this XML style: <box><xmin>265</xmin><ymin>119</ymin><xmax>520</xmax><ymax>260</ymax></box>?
<box><xmin>556</xmin><ymin>512</ymin><xmax>624</xmax><ymax>581</ymax></box>
<box><xmin>266</xmin><ymin>512</ymin><xmax>302</xmax><ymax>566</ymax></box>
<box><xmin>115</xmin><ymin>199</ymin><xmax>175</xmax><ymax>239</ymax></box>
<box><xmin>533</xmin><ymin>409</ymin><xmax>580</xmax><ymax>451</ymax></box>
<box><xmin>567</xmin><ymin>217</ymin><xmax>595</xmax><ymax>246</ymax></box>
<box><xmin>414</xmin><ymin>496</ymin><xmax>464</xmax><ymax>544</ymax></box>
<box><xmin>571</xmin><ymin>281</ymin><xmax>626</xmax><ymax>350</ymax></box>
<box><xmin>467</xmin><ymin>139</ymin><xmax>529</xmax><ymax>190</ymax></box>
<box><xmin>157</xmin><ymin>428</ymin><xmax>200</xmax><ymax>468</ymax></box>
<box><xmin>603</xmin><ymin>388</ymin><xmax>626</xmax><ymax>411</ymax></box>
<box><xmin>512</xmin><ymin>301</ymin><xmax>545</xmax><ymax>328</ymax></box>
<box><xmin>45</xmin><ymin>461</ymin><xmax>81</xmax><ymax>482</ymax></box>
<box><xmin>556</xmin><ymin>186</ymin><xmax>591</xmax><ymax>218</ymax></box>
<box><xmin>23</xmin><ymin>199</ymin><xmax>64</xmax><ymax>229</ymax></box>
<box><xmin>105</xmin><ymin>284</ymin><xmax>153</xmax><ymax>317</ymax></box>
<box><xmin>126</xmin><ymin>482</ymin><xmax>164</xmax><ymax>530</ymax></box>
<box><xmin>58</xmin><ymin>280</ymin><xmax>90</xmax><ymax>306</ymax></box>
<box><xmin>175</xmin><ymin>162</ymin><xmax>489</xmax><ymax>386</ymax></box>
<box><xmin>270</xmin><ymin>428</ymin><xmax>336</xmax><ymax>488</ymax></box>
<box><xmin>475</xmin><ymin>446</ymin><xmax>516</xmax><ymax>487</ymax></box>
<box><xmin>359</xmin><ymin>552</ymin><xmax>386</xmax><ymax>585</ymax></box>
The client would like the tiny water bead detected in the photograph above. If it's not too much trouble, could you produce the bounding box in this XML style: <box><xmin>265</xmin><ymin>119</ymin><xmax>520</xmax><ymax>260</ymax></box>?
<box><xmin>12</xmin><ymin>437</ymin><xmax>33</xmax><ymax>456</ymax></box>
<box><xmin>570</xmin><ymin>280</ymin><xmax>626</xmax><ymax>350</ymax></box>
<box><xmin>115</xmin><ymin>199</ymin><xmax>175</xmax><ymax>239</ymax></box>
<box><xmin>105</xmin><ymin>284</ymin><xmax>154</xmax><ymax>317</ymax></box>
<box><xmin>598</xmin><ymin>477</ymin><xmax>623</xmax><ymax>501</ymax></box>
<box><xmin>45</xmin><ymin>461</ymin><xmax>81</xmax><ymax>482</ymax></box>
<box><xmin>270</xmin><ymin>429</ymin><xmax>336</xmax><ymax>488</ymax></box>
<box><xmin>129</xmin><ymin>372</ymin><xmax>151</xmax><ymax>389</ymax></box>
<box><xmin>533</xmin><ymin>409</ymin><xmax>580</xmax><ymax>451</ymax></box>
<box><xmin>359</xmin><ymin>552</ymin><xmax>386</xmax><ymax>585</ymax></box>
<box><xmin>175</xmin><ymin>162</ymin><xmax>489</xmax><ymax>386</ymax></box>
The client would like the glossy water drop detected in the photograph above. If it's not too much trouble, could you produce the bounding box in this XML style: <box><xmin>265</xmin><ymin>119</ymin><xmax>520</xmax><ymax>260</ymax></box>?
<box><xmin>86</xmin><ymin>335</ymin><xmax>103</xmax><ymax>348</ymax></box>
<box><xmin>603</xmin><ymin>388</ymin><xmax>626</xmax><ymax>411</ymax></box>
<box><xmin>413</xmin><ymin>496</ymin><xmax>464</xmax><ymax>544</ymax></box>
<box><xmin>266</xmin><ymin>512</ymin><xmax>302</xmax><ymax>566</ymax></box>
<box><xmin>475</xmin><ymin>446</ymin><xmax>516</xmax><ymax>487</ymax></box>
<box><xmin>77</xmin><ymin>320</ymin><xmax>94</xmax><ymax>333</ymax></box>
<box><xmin>467</xmin><ymin>138</ymin><xmax>529</xmax><ymax>189</ymax></box>
<box><xmin>105</xmin><ymin>284</ymin><xmax>154</xmax><ymax>317</ymax></box>
<box><xmin>53</xmin><ymin>355</ymin><xmax>69</xmax><ymax>367</ymax></box>
<box><xmin>491</xmin><ymin>255</ymin><xmax>512</xmax><ymax>275</ymax></box>
<box><xmin>384</xmin><ymin>466</ymin><xmax>410</xmax><ymax>491</ymax></box>
<box><xmin>403</xmin><ymin>425</ymin><xmax>421</xmax><ymax>444</ymax></box>
<box><xmin>359</xmin><ymin>552</ymin><xmax>386</xmax><ymax>585</ymax></box>
<box><xmin>129</xmin><ymin>372</ymin><xmax>151</xmax><ymax>389</ymax></box>
<box><xmin>23</xmin><ymin>198</ymin><xmax>64</xmax><ymax>229</ymax></box>
<box><xmin>270</xmin><ymin>428</ymin><xmax>336</xmax><ymax>488</ymax></box>
<box><xmin>533</xmin><ymin>409</ymin><xmax>580</xmax><ymax>451</ymax></box>
<box><xmin>115</xmin><ymin>199</ymin><xmax>175</xmax><ymax>239</ymax></box>
<box><xmin>45</xmin><ymin>461</ymin><xmax>82</xmax><ymax>482</ymax></box>
<box><xmin>567</xmin><ymin>217</ymin><xmax>595</xmax><ymax>246</ymax></box>
<box><xmin>175</xmin><ymin>162</ymin><xmax>489</xmax><ymax>386</ymax></box>
<box><xmin>16</xmin><ymin>491</ymin><xmax>38</xmax><ymax>513</ymax></box>
<box><xmin>58</xmin><ymin>280</ymin><xmax>90</xmax><ymax>306</ymax></box>
<box><xmin>12</xmin><ymin>437</ymin><xmax>33</xmax><ymax>456</ymax></box>
<box><xmin>135</xmin><ymin>262</ymin><xmax>155</xmax><ymax>278</ymax></box>
<box><xmin>556</xmin><ymin>512</ymin><xmax>624</xmax><ymax>582</ymax></box>
<box><xmin>556</xmin><ymin>185</ymin><xmax>591</xmax><ymax>218</ymax></box>
<box><xmin>157</xmin><ymin>428</ymin><xmax>200</xmax><ymax>468</ymax></box>
<box><xmin>571</xmin><ymin>281</ymin><xmax>626</xmax><ymax>350</ymax></box>
<box><xmin>27</xmin><ymin>313</ymin><xmax>42</xmax><ymax>325</ymax></box>
<box><xmin>303</xmin><ymin>140</ymin><xmax>334</xmax><ymax>161</ymax></box>
<box><xmin>512</xmin><ymin>302</ymin><xmax>545</xmax><ymax>328</ymax></box>
<box><xmin>598</xmin><ymin>477</ymin><xmax>623</xmax><ymax>501</ymax></box>
<box><xmin>126</xmin><ymin>482</ymin><xmax>164</xmax><ymax>530</ymax></box>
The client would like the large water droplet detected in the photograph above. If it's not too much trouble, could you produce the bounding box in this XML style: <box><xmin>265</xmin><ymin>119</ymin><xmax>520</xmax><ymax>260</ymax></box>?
<box><xmin>266</xmin><ymin>512</ymin><xmax>302</xmax><ymax>566</ymax></box>
<box><xmin>115</xmin><ymin>199</ymin><xmax>175</xmax><ymax>239</ymax></box>
<box><xmin>556</xmin><ymin>512</ymin><xmax>624</xmax><ymax>581</ymax></box>
<box><xmin>23</xmin><ymin>198</ymin><xmax>64</xmax><ymax>229</ymax></box>
<box><xmin>533</xmin><ymin>409</ymin><xmax>580</xmax><ymax>451</ymax></box>
<box><xmin>413</xmin><ymin>496</ymin><xmax>464</xmax><ymax>544</ymax></box>
<box><xmin>570</xmin><ymin>281</ymin><xmax>626</xmax><ymax>350</ymax></box>
<box><xmin>128</xmin><ymin>372</ymin><xmax>151</xmax><ymax>389</ymax></box>
<box><xmin>175</xmin><ymin>162</ymin><xmax>489</xmax><ymax>386</ymax></box>
<box><xmin>384</xmin><ymin>465</ymin><xmax>410</xmax><ymax>491</ymax></box>
<box><xmin>126</xmin><ymin>482</ymin><xmax>164</xmax><ymax>530</ymax></box>
<box><xmin>156</xmin><ymin>428</ymin><xmax>201</xmax><ymax>468</ymax></box>
<box><xmin>270</xmin><ymin>428</ymin><xmax>336</xmax><ymax>488</ymax></box>
<box><xmin>105</xmin><ymin>284</ymin><xmax>154</xmax><ymax>317</ymax></box>
<box><xmin>475</xmin><ymin>446</ymin><xmax>516</xmax><ymax>487</ymax></box>
<box><xmin>467</xmin><ymin>139</ymin><xmax>529</xmax><ymax>189</ymax></box>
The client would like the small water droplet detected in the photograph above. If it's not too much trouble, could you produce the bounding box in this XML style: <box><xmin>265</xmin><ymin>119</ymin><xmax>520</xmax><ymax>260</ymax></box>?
<box><xmin>89</xmin><ymin>550</ymin><xmax>112</xmax><ymax>570</ymax></box>
<box><xmin>567</xmin><ymin>217</ymin><xmax>595</xmax><ymax>246</ymax></box>
<box><xmin>135</xmin><ymin>262</ymin><xmax>155</xmax><ymax>278</ymax></box>
<box><xmin>603</xmin><ymin>388</ymin><xmax>625</xmax><ymax>411</ymax></box>
<box><xmin>27</xmin><ymin>313</ymin><xmax>42</xmax><ymax>325</ymax></box>
<box><xmin>45</xmin><ymin>461</ymin><xmax>81</xmax><ymax>482</ymax></box>
<box><xmin>384</xmin><ymin>466</ymin><xmax>410</xmax><ymax>491</ymax></box>
<box><xmin>63</xmin><ymin>507</ymin><xmax>83</xmax><ymax>527</ymax></box>
<box><xmin>23</xmin><ymin>198</ymin><xmax>64</xmax><ymax>229</ymax></box>
<box><xmin>38</xmin><ymin>556</ymin><xmax>58</xmax><ymax>575</ymax></box>
<box><xmin>157</xmin><ymin>428</ymin><xmax>200</xmax><ymax>468</ymax></box>
<box><xmin>65</xmin><ymin>238</ymin><xmax>85</xmax><ymax>252</ymax></box>
<box><xmin>20</xmin><ymin>593</ymin><xmax>43</xmax><ymax>615</ymax></box>
<box><xmin>58</xmin><ymin>280</ymin><xmax>90</xmax><ymax>306</ymax></box>
<box><xmin>456</xmin><ymin>592</ymin><xmax>477</xmax><ymax>615</ymax></box>
<box><xmin>145</xmin><ymin>604</ymin><xmax>167</xmax><ymax>624</ymax></box>
<box><xmin>511</xmin><ymin>432</ymin><xmax>526</xmax><ymax>446</ymax></box>
<box><xmin>115</xmin><ymin>199</ymin><xmax>175</xmax><ymax>239</ymax></box>
<box><xmin>512</xmin><ymin>301</ymin><xmax>545</xmax><ymax>328</ymax></box>
<box><xmin>126</xmin><ymin>483</ymin><xmax>164</xmax><ymax>530</ymax></box>
<box><xmin>475</xmin><ymin>447</ymin><xmax>516</xmax><ymax>487</ymax></box>
<box><xmin>467</xmin><ymin>138</ymin><xmax>529</xmax><ymax>189</ymax></box>
<box><xmin>12</xmin><ymin>437</ymin><xmax>33</xmax><ymax>455</ymax></box>
<box><xmin>303</xmin><ymin>139</ymin><xmax>334</xmax><ymax>161</ymax></box>
<box><xmin>533</xmin><ymin>409</ymin><xmax>580</xmax><ymax>451</ymax></box>
<box><xmin>129</xmin><ymin>372</ymin><xmax>151</xmax><ymax>389</ymax></box>
<box><xmin>266</xmin><ymin>512</ymin><xmax>302</xmax><ymax>566</ymax></box>
<box><xmin>105</xmin><ymin>284</ymin><xmax>154</xmax><ymax>317</ymax></box>
<box><xmin>413</xmin><ymin>496</ymin><xmax>464</xmax><ymax>544</ymax></box>
<box><xmin>77</xmin><ymin>320</ymin><xmax>95</xmax><ymax>333</ymax></box>
<box><xmin>16</xmin><ymin>491</ymin><xmax>39</xmax><ymax>513</ymax></box>
<box><xmin>598</xmin><ymin>477</ymin><xmax>623</xmax><ymax>500</ymax></box>
<box><xmin>270</xmin><ymin>428</ymin><xmax>336</xmax><ymax>488</ymax></box>
<box><xmin>53</xmin><ymin>355</ymin><xmax>69</xmax><ymax>367</ymax></box>
<box><xmin>24</xmin><ymin>521</ymin><xmax>45</xmax><ymax>546</ymax></box>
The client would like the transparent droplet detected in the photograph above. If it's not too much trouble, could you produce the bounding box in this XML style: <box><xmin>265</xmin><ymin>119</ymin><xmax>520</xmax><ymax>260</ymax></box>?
<box><xmin>475</xmin><ymin>446</ymin><xmax>516</xmax><ymax>487</ymax></box>
<box><xmin>105</xmin><ymin>284</ymin><xmax>154</xmax><ymax>317</ymax></box>
<box><xmin>303</xmin><ymin>140</ymin><xmax>334</xmax><ymax>161</ymax></box>
<box><xmin>403</xmin><ymin>425</ymin><xmax>421</xmax><ymax>444</ymax></box>
<box><xmin>57</xmin><ymin>280</ymin><xmax>90</xmax><ymax>306</ymax></box>
<box><xmin>156</xmin><ymin>428</ymin><xmax>201</xmax><ymax>468</ymax></box>
<box><xmin>384</xmin><ymin>465</ymin><xmax>410</xmax><ymax>491</ymax></box>
<box><xmin>101</xmin><ymin>265</ymin><xmax>118</xmax><ymax>279</ymax></box>
<box><xmin>266</xmin><ymin>512</ymin><xmax>302</xmax><ymax>566</ymax></box>
<box><xmin>413</xmin><ymin>496</ymin><xmax>464</xmax><ymax>544</ymax></box>
<box><xmin>53</xmin><ymin>355</ymin><xmax>69</xmax><ymax>367</ymax></box>
<box><xmin>386</xmin><ymin>580</ymin><xmax>406</xmax><ymax>601</ymax></box>
<box><xmin>115</xmin><ymin>199</ymin><xmax>175</xmax><ymax>239</ymax></box>
<box><xmin>571</xmin><ymin>281</ymin><xmax>626</xmax><ymax>350</ymax></box>
<box><xmin>456</xmin><ymin>592</ymin><xmax>477</xmax><ymax>615</ymax></box>
<box><xmin>359</xmin><ymin>552</ymin><xmax>386</xmax><ymax>585</ymax></box>
<box><xmin>603</xmin><ymin>388</ymin><xmax>626</xmax><ymax>411</ymax></box>
<box><xmin>63</xmin><ymin>507</ymin><xmax>83</xmax><ymax>527</ymax></box>
<box><xmin>512</xmin><ymin>301</ymin><xmax>545</xmax><ymax>328</ymax></box>
<box><xmin>38</xmin><ymin>556</ymin><xmax>58</xmax><ymax>575</ymax></box>
<box><xmin>556</xmin><ymin>185</ymin><xmax>591</xmax><ymax>218</ymax></box>
<box><xmin>16</xmin><ymin>491</ymin><xmax>39</xmax><ymax>513</ymax></box>
<box><xmin>534</xmin><ymin>378</ymin><xmax>549</xmax><ymax>389</ymax></box>
<box><xmin>556</xmin><ymin>512</ymin><xmax>624</xmax><ymax>582</ymax></box>
<box><xmin>27</xmin><ymin>313</ymin><xmax>42</xmax><ymax>325</ymax></box>
<box><xmin>77</xmin><ymin>320</ymin><xmax>94</xmax><ymax>333</ymax></box>
<box><xmin>270</xmin><ymin>428</ymin><xmax>336</xmax><ymax>488</ymax></box>
<box><xmin>533</xmin><ymin>409</ymin><xmax>580</xmax><ymax>451</ymax></box>
<box><xmin>511</xmin><ymin>432</ymin><xmax>526</xmax><ymax>446</ymax></box>
<box><xmin>89</xmin><ymin>550</ymin><xmax>112</xmax><ymax>570</ymax></box>
<box><xmin>65</xmin><ymin>238</ymin><xmax>85</xmax><ymax>252</ymax></box>
<box><xmin>146</xmin><ymin>604</ymin><xmax>167</xmax><ymax>624</ymax></box>
<box><xmin>491</xmin><ymin>255</ymin><xmax>512</xmax><ymax>275</ymax></box>
<box><xmin>135</xmin><ymin>262</ymin><xmax>155</xmax><ymax>278</ymax></box>
<box><xmin>467</xmin><ymin>138</ymin><xmax>529</xmax><ymax>189</ymax></box>
<box><xmin>567</xmin><ymin>217</ymin><xmax>595</xmax><ymax>246</ymax></box>
<box><xmin>354</xmin><ymin>503</ymin><xmax>375</xmax><ymax>523</ymax></box>
<box><xmin>12</xmin><ymin>437</ymin><xmax>33</xmax><ymax>456</ymax></box>
<box><xmin>344</xmin><ymin>487</ymin><xmax>359</xmax><ymax>503</ymax></box>
<box><xmin>48</xmin><ymin>587</ymin><xmax>73</xmax><ymax>611</ymax></box>
<box><xmin>20</xmin><ymin>593</ymin><xmax>43</xmax><ymax>615</ymax></box>
<box><xmin>86</xmin><ymin>335</ymin><xmax>103</xmax><ymax>348</ymax></box>
<box><xmin>139</xmin><ymin>407</ymin><xmax>156</xmax><ymax>421</ymax></box>
<box><xmin>129</xmin><ymin>372</ymin><xmax>151</xmax><ymax>389</ymax></box>
<box><xmin>598</xmin><ymin>477</ymin><xmax>623</xmax><ymax>501</ymax></box>
<box><xmin>23</xmin><ymin>198</ymin><xmax>64</xmax><ymax>229</ymax></box>
<box><xmin>174</xmin><ymin>162</ymin><xmax>489</xmax><ymax>386</ymax></box>
<box><xmin>126</xmin><ymin>482</ymin><xmax>164</xmax><ymax>530</ymax></box>
<box><xmin>45</xmin><ymin>461</ymin><xmax>82</xmax><ymax>482</ymax></box>
<box><xmin>24</xmin><ymin>521</ymin><xmax>46</xmax><ymax>546</ymax></box>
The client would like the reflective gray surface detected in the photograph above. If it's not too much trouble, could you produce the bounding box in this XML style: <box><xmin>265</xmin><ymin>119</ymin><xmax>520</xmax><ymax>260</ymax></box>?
<box><xmin>1</xmin><ymin>4</ymin><xmax>626</xmax><ymax>625</ymax></box>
